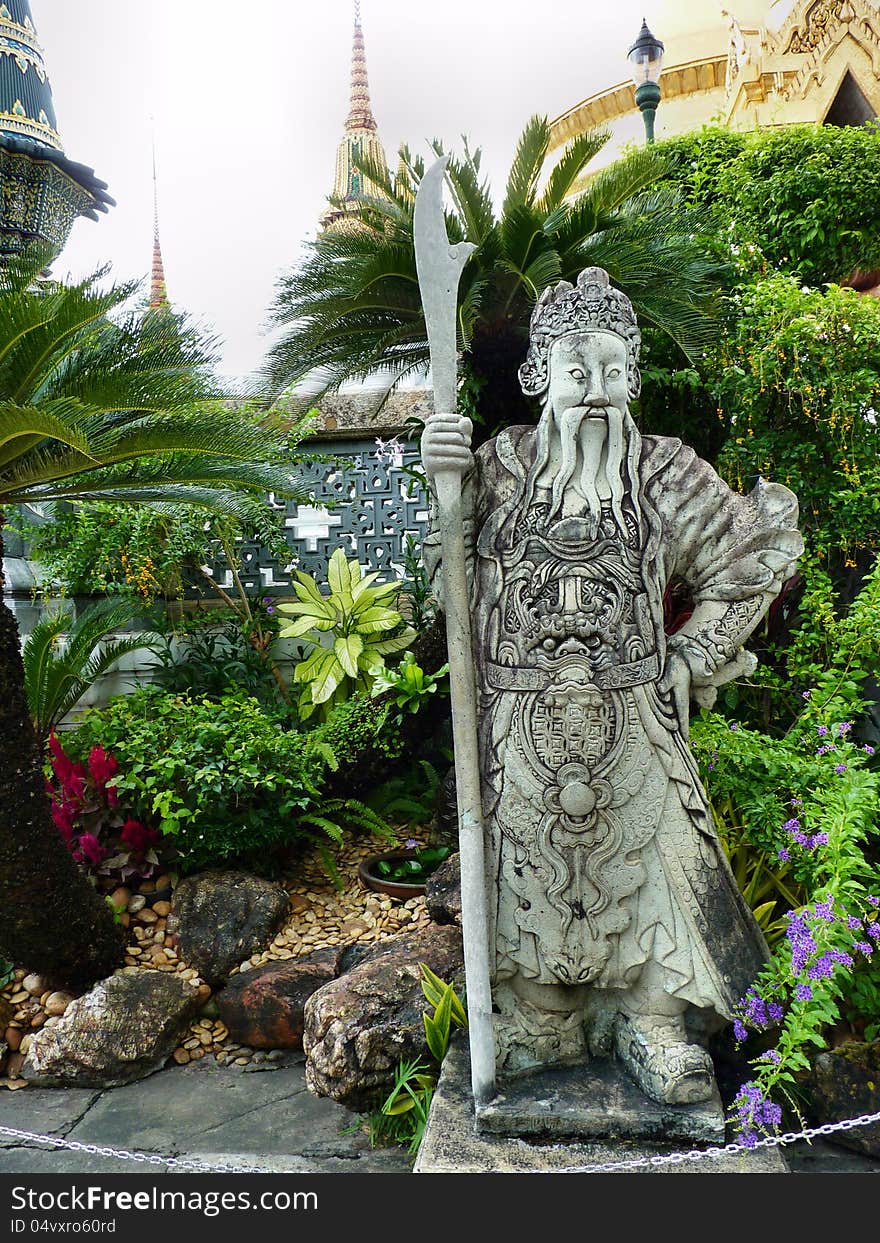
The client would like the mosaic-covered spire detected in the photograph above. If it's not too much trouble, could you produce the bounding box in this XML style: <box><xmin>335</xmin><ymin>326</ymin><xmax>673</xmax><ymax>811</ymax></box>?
<box><xmin>0</xmin><ymin>0</ymin><xmax>113</xmax><ymax>260</ymax></box>
<box><xmin>0</xmin><ymin>0</ymin><xmax>60</xmax><ymax>148</ymax></box>
<box><xmin>149</xmin><ymin>146</ymin><xmax>168</xmax><ymax>310</ymax></box>
<box><xmin>321</xmin><ymin>1</ymin><xmax>388</xmax><ymax>232</ymax></box>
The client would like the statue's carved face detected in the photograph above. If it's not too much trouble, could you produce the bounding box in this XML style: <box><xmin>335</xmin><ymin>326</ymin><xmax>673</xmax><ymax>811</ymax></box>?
<box><xmin>547</xmin><ymin>331</ymin><xmax>629</xmax><ymax>427</ymax></box>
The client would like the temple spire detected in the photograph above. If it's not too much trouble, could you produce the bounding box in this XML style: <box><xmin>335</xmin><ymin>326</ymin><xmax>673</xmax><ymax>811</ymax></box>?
<box><xmin>320</xmin><ymin>1</ymin><xmax>388</xmax><ymax>232</ymax></box>
<box><xmin>149</xmin><ymin>140</ymin><xmax>168</xmax><ymax>310</ymax></box>
<box><xmin>345</xmin><ymin>0</ymin><xmax>377</xmax><ymax>133</ymax></box>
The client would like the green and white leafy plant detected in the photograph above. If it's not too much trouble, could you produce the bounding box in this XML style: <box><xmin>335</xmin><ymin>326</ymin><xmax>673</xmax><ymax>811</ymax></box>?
<box><xmin>278</xmin><ymin>547</ymin><xmax>416</xmax><ymax>720</ymax></box>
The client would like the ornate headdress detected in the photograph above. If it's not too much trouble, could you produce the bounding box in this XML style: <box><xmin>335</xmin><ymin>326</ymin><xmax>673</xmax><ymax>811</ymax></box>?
<box><xmin>518</xmin><ymin>267</ymin><xmax>642</xmax><ymax>400</ymax></box>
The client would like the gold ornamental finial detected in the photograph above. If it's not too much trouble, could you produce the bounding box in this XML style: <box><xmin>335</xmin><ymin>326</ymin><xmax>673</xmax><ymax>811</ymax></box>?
<box><xmin>149</xmin><ymin>133</ymin><xmax>168</xmax><ymax>310</ymax></box>
<box><xmin>346</xmin><ymin>0</ymin><xmax>376</xmax><ymax>133</ymax></box>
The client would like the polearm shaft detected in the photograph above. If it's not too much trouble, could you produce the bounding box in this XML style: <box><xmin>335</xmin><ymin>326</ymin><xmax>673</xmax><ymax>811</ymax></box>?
<box><xmin>414</xmin><ymin>156</ymin><xmax>496</xmax><ymax>1106</ymax></box>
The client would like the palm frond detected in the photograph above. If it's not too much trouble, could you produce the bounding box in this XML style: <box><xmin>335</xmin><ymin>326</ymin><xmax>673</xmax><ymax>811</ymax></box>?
<box><xmin>537</xmin><ymin>127</ymin><xmax>610</xmax><ymax>213</ymax></box>
<box><xmin>0</xmin><ymin>400</ymin><xmax>94</xmax><ymax>471</ymax></box>
<box><xmin>586</xmin><ymin>145</ymin><xmax>670</xmax><ymax>215</ymax></box>
<box><xmin>502</xmin><ymin>115</ymin><xmax>551</xmax><ymax>216</ymax></box>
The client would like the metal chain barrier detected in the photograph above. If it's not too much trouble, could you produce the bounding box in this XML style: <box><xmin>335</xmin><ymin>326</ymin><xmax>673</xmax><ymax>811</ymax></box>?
<box><xmin>2</xmin><ymin>1109</ymin><xmax>879</xmax><ymax>1175</ymax></box>
<box><xmin>0</xmin><ymin>1127</ymin><xmax>276</xmax><ymax>1175</ymax></box>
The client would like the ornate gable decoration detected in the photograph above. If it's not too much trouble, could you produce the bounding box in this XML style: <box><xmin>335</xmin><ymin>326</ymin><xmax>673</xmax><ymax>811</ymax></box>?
<box><xmin>722</xmin><ymin>0</ymin><xmax>880</xmax><ymax>117</ymax></box>
<box><xmin>786</xmin><ymin>0</ymin><xmax>852</xmax><ymax>53</ymax></box>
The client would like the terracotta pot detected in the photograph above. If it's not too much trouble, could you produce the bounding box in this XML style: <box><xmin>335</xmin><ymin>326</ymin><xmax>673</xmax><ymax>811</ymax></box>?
<box><xmin>358</xmin><ymin>850</ymin><xmax>428</xmax><ymax>899</ymax></box>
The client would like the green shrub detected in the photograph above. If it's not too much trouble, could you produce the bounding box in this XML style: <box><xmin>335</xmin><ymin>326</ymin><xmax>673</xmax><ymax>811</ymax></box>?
<box><xmin>152</xmin><ymin>607</ymin><xmax>293</xmax><ymax>716</ymax></box>
<box><xmin>711</xmin><ymin>276</ymin><xmax>880</xmax><ymax>568</ymax></box>
<box><xmin>66</xmin><ymin>686</ymin><xmax>390</xmax><ymax>875</ymax></box>
<box><xmin>13</xmin><ymin>502</ymin><xmax>244</xmax><ymax>602</ymax></box>
<box><xmin>656</xmin><ymin>123</ymin><xmax>880</xmax><ymax>284</ymax></box>
<box><xmin>691</xmin><ymin>682</ymin><xmax>880</xmax><ymax>1140</ymax></box>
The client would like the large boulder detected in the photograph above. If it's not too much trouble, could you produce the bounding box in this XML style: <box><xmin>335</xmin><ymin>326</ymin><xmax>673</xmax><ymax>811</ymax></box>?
<box><xmin>425</xmin><ymin>852</ymin><xmax>461</xmax><ymax>926</ymax></box>
<box><xmin>811</xmin><ymin>1040</ymin><xmax>880</xmax><ymax>1157</ymax></box>
<box><xmin>166</xmin><ymin>871</ymin><xmax>289</xmax><ymax>986</ymax></box>
<box><xmin>303</xmin><ymin>924</ymin><xmax>463</xmax><ymax>1111</ymax></box>
<box><xmin>21</xmin><ymin>971</ymin><xmax>200</xmax><ymax>1088</ymax></box>
<box><xmin>216</xmin><ymin>947</ymin><xmax>345</xmax><ymax>1049</ymax></box>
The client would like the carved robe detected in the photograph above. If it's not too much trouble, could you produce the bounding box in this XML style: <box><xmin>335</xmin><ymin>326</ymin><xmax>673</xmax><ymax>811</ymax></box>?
<box><xmin>424</xmin><ymin>423</ymin><xmax>803</xmax><ymax>1021</ymax></box>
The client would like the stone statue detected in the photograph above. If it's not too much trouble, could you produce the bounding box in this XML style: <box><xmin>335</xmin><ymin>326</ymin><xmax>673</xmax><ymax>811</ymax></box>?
<box><xmin>420</xmin><ymin>268</ymin><xmax>804</xmax><ymax>1109</ymax></box>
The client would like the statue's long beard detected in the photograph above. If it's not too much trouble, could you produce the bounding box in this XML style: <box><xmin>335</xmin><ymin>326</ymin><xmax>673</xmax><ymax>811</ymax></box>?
<box><xmin>544</xmin><ymin>405</ymin><xmax>628</xmax><ymax>537</ymax></box>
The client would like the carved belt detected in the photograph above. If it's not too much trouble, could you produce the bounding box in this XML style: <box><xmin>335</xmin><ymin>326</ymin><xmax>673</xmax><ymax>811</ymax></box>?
<box><xmin>486</xmin><ymin>652</ymin><xmax>660</xmax><ymax>693</ymax></box>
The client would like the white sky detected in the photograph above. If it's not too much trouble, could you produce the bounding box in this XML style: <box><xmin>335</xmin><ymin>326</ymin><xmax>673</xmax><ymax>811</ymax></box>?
<box><xmin>33</xmin><ymin>0</ymin><xmax>723</xmax><ymax>383</ymax></box>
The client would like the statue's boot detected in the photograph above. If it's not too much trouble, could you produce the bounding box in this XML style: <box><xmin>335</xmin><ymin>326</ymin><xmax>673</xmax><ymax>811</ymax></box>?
<box><xmin>613</xmin><ymin>1011</ymin><xmax>714</xmax><ymax>1105</ymax></box>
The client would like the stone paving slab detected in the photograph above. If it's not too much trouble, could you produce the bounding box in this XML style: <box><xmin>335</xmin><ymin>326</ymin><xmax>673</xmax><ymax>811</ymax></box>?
<box><xmin>0</xmin><ymin>1060</ymin><xmax>410</xmax><ymax>1175</ymax></box>
<box><xmin>0</xmin><ymin>1087</ymin><xmax>100</xmax><ymax>1147</ymax></box>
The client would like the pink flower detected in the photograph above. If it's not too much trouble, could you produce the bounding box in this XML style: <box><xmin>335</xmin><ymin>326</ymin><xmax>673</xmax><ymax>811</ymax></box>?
<box><xmin>48</xmin><ymin>733</ymin><xmax>89</xmax><ymax>802</ymax></box>
<box><xmin>48</xmin><ymin>732</ymin><xmax>73</xmax><ymax>779</ymax></box>
<box><xmin>88</xmin><ymin>746</ymin><xmax>118</xmax><ymax>787</ymax></box>
<box><xmin>51</xmin><ymin>801</ymin><xmax>76</xmax><ymax>841</ymax></box>
<box><xmin>75</xmin><ymin>833</ymin><xmax>105</xmax><ymax>866</ymax></box>
<box><xmin>120</xmin><ymin>819</ymin><xmax>159</xmax><ymax>852</ymax></box>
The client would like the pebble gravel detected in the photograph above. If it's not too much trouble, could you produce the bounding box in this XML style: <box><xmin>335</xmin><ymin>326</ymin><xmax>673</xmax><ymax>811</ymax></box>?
<box><xmin>0</xmin><ymin>832</ymin><xmax>432</xmax><ymax>1087</ymax></box>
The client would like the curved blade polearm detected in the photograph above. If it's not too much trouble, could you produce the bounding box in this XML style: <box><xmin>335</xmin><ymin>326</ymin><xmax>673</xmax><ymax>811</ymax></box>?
<box><xmin>414</xmin><ymin>156</ymin><xmax>475</xmax><ymax>415</ymax></box>
<box><xmin>414</xmin><ymin>156</ymin><xmax>496</xmax><ymax>1108</ymax></box>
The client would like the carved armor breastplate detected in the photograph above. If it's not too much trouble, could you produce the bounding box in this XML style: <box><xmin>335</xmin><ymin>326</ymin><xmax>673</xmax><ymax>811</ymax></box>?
<box><xmin>492</xmin><ymin>500</ymin><xmax>659</xmax><ymax>699</ymax></box>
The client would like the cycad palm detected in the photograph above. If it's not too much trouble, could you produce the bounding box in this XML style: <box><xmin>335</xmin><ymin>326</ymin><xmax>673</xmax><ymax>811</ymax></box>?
<box><xmin>266</xmin><ymin>115</ymin><xmax>726</xmax><ymax>438</ymax></box>
<box><xmin>0</xmin><ymin>249</ymin><xmax>302</xmax><ymax>990</ymax></box>
<box><xmin>23</xmin><ymin>597</ymin><xmax>159</xmax><ymax>746</ymax></box>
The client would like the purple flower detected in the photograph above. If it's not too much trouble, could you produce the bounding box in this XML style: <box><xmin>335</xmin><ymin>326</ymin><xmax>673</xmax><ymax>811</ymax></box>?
<box><xmin>838</xmin><ymin>722</ymin><xmax>852</xmax><ymax>737</ymax></box>
<box><xmin>869</xmin><ymin>896</ymin><xmax>880</xmax><ymax>907</ymax></box>
<box><xmin>866</xmin><ymin>923</ymin><xmax>880</xmax><ymax>940</ymax></box>
<box><xmin>864</xmin><ymin>745</ymin><xmax>876</xmax><ymax>756</ymax></box>
<box><xmin>812</xmin><ymin>831</ymin><xmax>829</xmax><ymax>846</ymax></box>
<box><xmin>778</xmin><ymin>847</ymin><xmax>791</xmax><ymax>862</ymax></box>
<box><xmin>783</xmin><ymin>818</ymin><xmax>800</xmax><ymax>832</ymax></box>
<box><xmin>795</xmin><ymin>984</ymin><xmax>813</xmax><ymax>1001</ymax></box>
<box><xmin>739</xmin><ymin>1132</ymin><xmax>759</xmax><ymax>1149</ymax></box>
<box><xmin>734</xmin><ymin>1081</ymin><xmax>782</xmax><ymax>1135</ymax></box>
<box><xmin>816</xmin><ymin>746</ymin><xmax>831</xmax><ymax>756</ymax></box>
<box><xmin>733</xmin><ymin>1019</ymin><xmax>748</xmax><ymax>1042</ymax></box>
<box><xmin>762</xmin><ymin>1049</ymin><xmax>782</xmax><ymax>1065</ymax></box>
<box><xmin>730</xmin><ymin>723</ymin><xmax>739</xmax><ymax>731</ymax></box>
<box><xmin>854</xmin><ymin>941</ymin><xmax>874</xmax><ymax>956</ymax></box>
<box><xmin>813</xmin><ymin>899</ymin><xmax>836</xmax><ymax>922</ymax></box>
<box><xmin>790</xmin><ymin>797</ymin><xmax>803</xmax><ymax>807</ymax></box>
<box><xmin>847</xmin><ymin>916</ymin><xmax>863</xmax><ymax>931</ymax></box>
<box><xmin>817</xmin><ymin>725</ymin><xmax>829</xmax><ymax>737</ymax></box>
<box><xmin>802</xmin><ymin>690</ymin><xmax>812</xmax><ymax>700</ymax></box>
<box><xmin>767</xmin><ymin>1003</ymin><xmax>784</xmax><ymax>1022</ymax></box>
<box><xmin>834</xmin><ymin>763</ymin><xmax>847</xmax><ymax>775</ymax></box>
<box><xmin>808</xmin><ymin>954</ymin><xmax>836</xmax><ymax>980</ymax></box>
<box><xmin>786</xmin><ymin>912</ymin><xmax>818</xmax><ymax>973</ymax></box>
<box><xmin>744</xmin><ymin>992</ymin><xmax>769</xmax><ymax>1027</ymax></box>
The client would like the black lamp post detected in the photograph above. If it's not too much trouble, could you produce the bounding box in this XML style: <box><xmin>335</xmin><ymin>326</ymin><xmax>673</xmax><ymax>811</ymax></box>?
<box><xmin>628</xmin><ymin>18</ymin><xmax>665</xmax><ymax>144</ymax></box>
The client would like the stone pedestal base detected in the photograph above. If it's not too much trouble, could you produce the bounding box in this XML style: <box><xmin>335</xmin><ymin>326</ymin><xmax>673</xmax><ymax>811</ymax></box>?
<box><xmin>476</xmin><ymin>1052</ymin><xmax>725</xmax><ymax>1145</ymax></box>
<box><xmin>414</xmin><ymin>1041</ymin><xmax>788</xmax><ymax>1174</ymax></box>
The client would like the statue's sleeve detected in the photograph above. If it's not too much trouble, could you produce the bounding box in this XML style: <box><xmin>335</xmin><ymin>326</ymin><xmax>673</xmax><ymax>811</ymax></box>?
<box><xmin>653</xmin><ymin>443</ymin><xmax>805</xmax><ymax>685</ymax></box>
